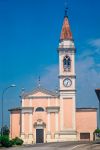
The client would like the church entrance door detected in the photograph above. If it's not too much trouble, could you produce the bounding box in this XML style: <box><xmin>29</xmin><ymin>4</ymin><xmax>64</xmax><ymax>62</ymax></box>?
<box><xmin>36</xmin><ymin>129</ymin><xmax>44</xmax><ymax>143</ymax></box>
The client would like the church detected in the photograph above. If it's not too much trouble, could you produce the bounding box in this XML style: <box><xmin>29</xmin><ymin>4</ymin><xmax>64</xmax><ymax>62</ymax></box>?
<box><xmin>9</xmin><ymin>10</ymin><xmax>97</xmax><ymax>144</ymax></box>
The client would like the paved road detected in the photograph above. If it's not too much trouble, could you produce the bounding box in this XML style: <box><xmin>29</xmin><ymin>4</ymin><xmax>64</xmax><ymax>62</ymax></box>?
<box><xmin>2</xmin><ymin>142</ymin><xmax>100</xmax><ymax>150</ymax></box>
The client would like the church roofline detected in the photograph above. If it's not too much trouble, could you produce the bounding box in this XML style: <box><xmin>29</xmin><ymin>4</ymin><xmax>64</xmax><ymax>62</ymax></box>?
<box><xmin>8</xmin><ymin>107</ymin><xmax>34</xmax><ymax>111</ymax></box>
<box><xmin>76</xmin><ymin>107</ymin><xmax>97</xmax><ymax>112</ymax></box>
<box><xmin>22</xmin><ymin>86</ymin><xmax>59</xmax><ymax>99</ymax></box>
<box><xmin>8</xmin><ymin>107</ymin><xmax>21</xmax><ymax>111</ymax></box>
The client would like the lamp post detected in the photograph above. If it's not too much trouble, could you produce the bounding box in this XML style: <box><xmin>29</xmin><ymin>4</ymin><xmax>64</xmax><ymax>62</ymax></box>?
<box><xmin>95</xmin><ymin>89</ymin><xmax>100</xmax><ymax>129</ymax></box>
<box><xmin>1</xmin><ymin>84</ymin><xmax>16</xmax><ymax>136</ymax></box>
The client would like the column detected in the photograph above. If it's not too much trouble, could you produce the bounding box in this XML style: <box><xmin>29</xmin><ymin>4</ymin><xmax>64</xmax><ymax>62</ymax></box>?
<box><xmin>22</xmin><ymin>113</ymin><xmax>24</xmax><ymax>133</ymax></box>
<box><xmin>55</xmin><ymin>112</ymin><xmax>58</xmax><ymax>131</ymax></box>
<box><xmin>56</xmin><ymin>98</ymin><xmax>58</xmax><ymax>106</ymax></box>
<box><xmin>29</xmin><ymin>113</ymin><xmax>32</xmax><ymax>133</ymax></box>
<box><xmin>60</xmin><ymin>97</ymin><xmax>63</xmax><ymax>130</ymax></box>
<box><xmin>29</xmin><ymin>113</ymin><xmax>33</xmax><ymax>140</ymax></box>
<box><xmin>47</xmin><ymin>112</ymin><xmax>51</xmax><ymax>141</ymax></box>
<box><xmin>47</xmin><ymin>113</ymin><xmax>50</xmax><ymax>132</ymax></box>
<box><xmin>72</xmin><ymin>95</ymin><xmax>76</xmax><ymax>130</ymax></box>
<box><xmin>47</xmin><ymin>98</ymin><xmax>51</xmax><ymax>141</ymax></box>
<box><xmin>55</xmin><ymin>112</ymin><xmax>59</xmax><ymax>139</ymax></box>
<box><xmin>21</xmin><ymin>112</ymin><xmax>25</xmax><ymax>139</ymax></box>
<box><xmin>29</xmin><ymin>98</ymin><xmax>32</xmax><ymax>107</ymax></box>
<box><xmin>48</xmin><ymin>98</ymin><xmax>50</xmax><ymax>106</ymax></box>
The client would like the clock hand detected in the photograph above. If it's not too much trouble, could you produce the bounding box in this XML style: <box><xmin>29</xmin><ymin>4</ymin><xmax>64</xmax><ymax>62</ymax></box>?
<box><xmin>66</xmin><ymin>81</ymin><xmax>68</xmax><ymax>85</ymax></box>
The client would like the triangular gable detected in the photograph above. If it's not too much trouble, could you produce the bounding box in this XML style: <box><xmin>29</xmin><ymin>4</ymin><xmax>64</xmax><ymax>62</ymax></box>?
<box><xmin>23</xmin><ymin>87</ymin><xmax>58</xmax><ymax>99</ymax></box>
<box><xmin>28</xmin><ymin>91</ymin><xmax>53</xmax><ymax>97</ymax></box>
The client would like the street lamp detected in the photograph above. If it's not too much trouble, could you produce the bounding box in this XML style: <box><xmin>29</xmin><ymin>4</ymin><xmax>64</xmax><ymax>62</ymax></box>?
<box><xmin>1</xmin><ymin>84</ymin><xmax>16</xmax><ymax>136</ymax></box>
<box><xmin>95</xmin><ymin>89</ymin><xmax>100</xmax><ymax>129</ymax></box>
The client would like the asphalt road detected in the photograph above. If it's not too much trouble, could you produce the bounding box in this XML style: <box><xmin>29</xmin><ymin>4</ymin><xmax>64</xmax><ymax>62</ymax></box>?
<box><xmin>2</xmin><ymin>142</ymin><xmax>100</xmax><ymax>150</ymax></box>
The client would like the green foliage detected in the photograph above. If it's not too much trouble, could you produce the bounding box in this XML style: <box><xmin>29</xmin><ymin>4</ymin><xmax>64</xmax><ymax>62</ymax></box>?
<box><xmin>1</xmin><ymin>125</ymin><xmax>10</xmax><ymax>136</ymax></box>
<box><xmin>94</xmin><ymin>128</ymin><xmax>100</xmax><ymax>133</ymax></box>
<box><xmin>0</xmin><ymin>136</ymin><xmax>13</xmax><ymax>147</ymax></box>
<box><xmin>12</xmin><ymin>137</ymin><xmax>23</xmax><ymax>145</ymax></box>
<box><xmin>0</xmin><ymin>135</ymin><xmax>23</xmax><ymax>147</ymax></box>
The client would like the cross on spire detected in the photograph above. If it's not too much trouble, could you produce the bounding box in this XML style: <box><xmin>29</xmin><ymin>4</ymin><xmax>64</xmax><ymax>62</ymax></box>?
<box><xmin>64</xmin><ymin>1</ymin><xmax>68</xmax><ymax>17</ymax></box>
<box><xmin>38</xmin><ymin>76</ymin><xmax>41</xmax><ymax>87</ymax></box>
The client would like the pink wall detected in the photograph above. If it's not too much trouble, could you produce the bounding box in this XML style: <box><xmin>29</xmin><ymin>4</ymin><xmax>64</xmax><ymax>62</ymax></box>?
<box><xmin>76</xmin><ymin>109</ymin><xmax>97</xmax><ymax>140</ymax></box>
<box><xmin>63</xmin><ymin>99</ymin><xmax>73</xmax><ymax>129</ymax></box>
<box><xmin>31</xmin><ymin>99</ymin><xmax>48</xmax><ymax>107</ymax></box>
<box><xmin>10</xmin><ymin>111</ymin><xmax>20</xmax><ymax>139</ymax></box>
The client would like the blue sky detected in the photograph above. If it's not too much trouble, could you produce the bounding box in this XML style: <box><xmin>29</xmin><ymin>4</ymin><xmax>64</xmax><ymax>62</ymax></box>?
<box><xmin>0</xmin><ymin>0</ymin><xmax>100</xmax><ymax>126</ymax></box>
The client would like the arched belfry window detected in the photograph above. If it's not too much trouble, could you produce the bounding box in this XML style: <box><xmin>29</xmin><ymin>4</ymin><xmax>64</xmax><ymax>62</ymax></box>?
<box><xmin>63</xmin><ymin>55</ymin><xmax>71</xmax><ymax>71</ymax></box>
<box><xmin>35</xmin><ymin>107</ymin><xmax>44</xmax><ymax>112</ymax></box>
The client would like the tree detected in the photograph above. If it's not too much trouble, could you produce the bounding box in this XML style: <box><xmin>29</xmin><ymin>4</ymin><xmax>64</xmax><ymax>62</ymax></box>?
<box><xmin>1</xmin><ymin>125</ymin><xmax>10</xmax><ymax>136</ymax></box>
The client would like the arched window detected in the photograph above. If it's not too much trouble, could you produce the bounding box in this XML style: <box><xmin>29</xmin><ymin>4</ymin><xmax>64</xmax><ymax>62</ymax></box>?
<box><xmin>63</xmin><ymin>55</ymin><xmax>71</xmax><ymax>71</ymax></box>
<box><xmin>35</xmin><ymin>107</ymin><xmax>44</xmax><ymax>112</ymax></box>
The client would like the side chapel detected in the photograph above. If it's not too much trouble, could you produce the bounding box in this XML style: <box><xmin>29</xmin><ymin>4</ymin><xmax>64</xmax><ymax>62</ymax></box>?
<box><xmin>9</xmin><ymin>10</ymin><xmax>97</xmax><ymax>144</ymax></box>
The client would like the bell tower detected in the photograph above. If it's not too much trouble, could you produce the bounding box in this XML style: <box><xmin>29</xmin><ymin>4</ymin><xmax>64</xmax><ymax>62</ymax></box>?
<box><xmin>58</xmin><ymin>9</ymin><xmax>76</xmax><ymax>139</ymax></box>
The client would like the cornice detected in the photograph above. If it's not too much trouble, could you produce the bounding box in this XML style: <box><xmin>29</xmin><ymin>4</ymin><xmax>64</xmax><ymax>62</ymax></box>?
<box><xmin>25</xmin><ymin>96</ymin><xmax>59</xmax><ymax>99</ymax></box>
<box><xmin>58</xmin><ymin>75</ymin><xmax>76</xmax><ymax>78</ymax></box>
<box><xmin>57</xmin><ymin>48</ymin><xmax>76</xmax><ymax>53</ymax></box>
<box><xmin>76</xmin><ymin>108</ymin><xmax>97</xmax><ymax>112</ymax></box>
<box><xmin>46</xmin><ymin>106</ymin><xmax>60</xmax><ymax>113</ymax></box>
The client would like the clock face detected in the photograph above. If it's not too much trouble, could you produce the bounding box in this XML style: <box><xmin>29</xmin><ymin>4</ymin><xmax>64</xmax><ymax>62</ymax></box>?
<box><xmin>63</xmin><ymin>78</ymin><xmax>72</xmax><ymax>87</ymax></box>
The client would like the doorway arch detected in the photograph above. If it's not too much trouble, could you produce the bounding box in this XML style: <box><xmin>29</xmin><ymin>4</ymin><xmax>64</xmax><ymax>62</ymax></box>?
<box><xmin>34</xmin><ymin>120</ymin><xmax>46</xmax><ymax>143</ymax></box>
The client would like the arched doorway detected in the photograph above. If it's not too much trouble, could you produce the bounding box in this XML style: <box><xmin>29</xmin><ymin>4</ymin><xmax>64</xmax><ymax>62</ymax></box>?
<box><xmin>34</xmin><ymin>119</ymin><xmax>46</xmax><ymax>143</ymax></box>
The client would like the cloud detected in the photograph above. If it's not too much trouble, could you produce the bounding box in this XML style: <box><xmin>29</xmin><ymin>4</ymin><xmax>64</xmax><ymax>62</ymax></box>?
<box><xmin>41</xmin><ymin>64</ymin><xmax>59</xmax><ymax>90</ymax></box>
<box><xmin>76</xmin><ymin>51</ymin><xmax>100</xmax><ymax>107</ymax></box>
<box><xmin>89</xmin><ymin>38</ymin><xmax>100</xmax><ymax>48</ymax></box>
<box><xmin>88</xmin><ymin>38</ymin><xmax>100</xmax><ymax>55</ymax></box>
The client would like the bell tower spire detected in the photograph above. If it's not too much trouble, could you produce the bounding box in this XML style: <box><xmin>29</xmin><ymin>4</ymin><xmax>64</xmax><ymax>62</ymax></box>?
<box><xmin>58</xmin><ymin>8</ymin><xmax>76</xmax><ymax>136</ymax></box>
<box><xmin>60</xmin><ymin>6</ymin><xmax>72</xmax><ymax>41</ymax></box>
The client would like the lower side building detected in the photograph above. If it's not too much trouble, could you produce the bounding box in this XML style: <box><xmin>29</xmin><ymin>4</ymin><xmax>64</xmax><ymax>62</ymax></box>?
<box><xmin>9</xmin><ymin>87</ymin><xmax>97</xmax><ymax>144</ymax></box>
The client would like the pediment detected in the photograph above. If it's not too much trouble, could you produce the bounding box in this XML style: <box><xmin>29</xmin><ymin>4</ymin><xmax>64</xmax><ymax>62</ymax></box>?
<box><xmin>23</xmin><ymin>87</ymin><xmax>58</xmax><ymax>99</ymax></box>
<box><xmin>28</xmin><ymin>91</ymin><xmax>53</xmax><ymax>97</ymax></box>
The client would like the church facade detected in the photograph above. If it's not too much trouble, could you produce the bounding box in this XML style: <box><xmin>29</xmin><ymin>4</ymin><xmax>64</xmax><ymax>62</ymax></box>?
<box><xmin>9</xmin><ymin>12</ymin><xmax>97</xmax><ymax>144</ymax></box>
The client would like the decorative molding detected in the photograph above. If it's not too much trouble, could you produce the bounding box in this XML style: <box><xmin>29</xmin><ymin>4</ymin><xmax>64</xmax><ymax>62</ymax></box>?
<box><xmin>59</xmin><ymin>130</ymin><xmax>77</xmax><ymax>135</ymax></box>
<box><xmin>58</xmin><ymin>75</ymin><xmax>76</xmax><ymax>78</ymax></box>
<box><xmin>76</xmin><ymin>108</ymin><xmax>97</xmax><ymax>112</ymax></box>
<box><xmin>46</xmin><ymin>106</ymin><xmax>60</xmax><ymax>113</ymax></box>
<box><xmin>58</xmin><ymin>48</ymin><xmax>76</xmax><ymax>53</ymax></box>
<box><xmin>59</xmin><ymin>90</ymin><xmax>76</xmax><ymax>92</ymax></box>
<box><xmin>27</xmin><ymin>96</ymin><xmax>58</xmax><ymax>99</ymax></box>
<box><xmin>59</xmin><ymin>39</ymin><xmax>74</xmax><ymax>42</ymax></box>
<box><xmin>33</xmin><ymin>122</ymin><xmax>46</xmax><ymax>129</ymax></box>
<box><xmin>21</xmin><ymin>107</ymin><xmax>34</xmax><ymax>114</ymax></box>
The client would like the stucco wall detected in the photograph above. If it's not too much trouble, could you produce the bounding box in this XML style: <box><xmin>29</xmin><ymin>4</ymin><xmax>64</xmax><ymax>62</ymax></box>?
<box><xmin>76</xmin><ymin>109</ymin><xmax>97</xmax><ymax>141</ymax></box>
<box><xmin>10</xmin><ymin>111</ymin><xmax>20</xmax><ymax>139</ymax></box>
